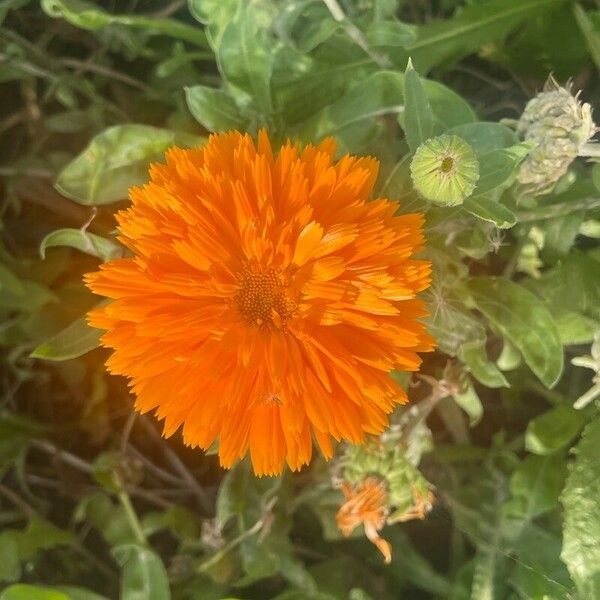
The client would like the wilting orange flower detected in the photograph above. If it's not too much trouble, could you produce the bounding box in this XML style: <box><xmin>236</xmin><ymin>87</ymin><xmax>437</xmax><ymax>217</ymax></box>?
<box><xmin>85</xmin><ymin>130</ymin><xmax>433</xmax><ymax>476</ymax></box>
<box><xmin>337</xmin><ymin>477</ymin><xmax>392</xmax><ymax>563</ymax></box>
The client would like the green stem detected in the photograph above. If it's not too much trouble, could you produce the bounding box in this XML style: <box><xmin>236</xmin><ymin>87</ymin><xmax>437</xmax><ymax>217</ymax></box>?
<box><xmin>117</xmin><ymin>485</ymin><xmax>147</xmax><ymax>546</ymax></box>
<box><xmin>197</xmin><ymin>518</ymin><xmax>264</xmax><ymax>573</ymax></box>
<box><xmin>516</xmin><ymin>197</ymin><xmax>600</xmax><ymax>222</ymax></box>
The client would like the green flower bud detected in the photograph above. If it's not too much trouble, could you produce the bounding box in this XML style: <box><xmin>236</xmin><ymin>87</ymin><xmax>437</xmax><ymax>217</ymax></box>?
<box><xmin>410</xmin><ymin>135</ymin><xmax>479</xmax><ymax>206</ymax></box>
<box><xmin>516</xmin><ymin>76</ymin><xmax>598</xmax><ymax>196</ymax></box>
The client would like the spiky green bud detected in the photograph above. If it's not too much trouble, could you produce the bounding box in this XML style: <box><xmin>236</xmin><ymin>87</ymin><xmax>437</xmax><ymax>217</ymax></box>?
<box><xmin>410</xmin><ymin>135</ymin><xmax>479</xmax><ymax>206</ymax></box>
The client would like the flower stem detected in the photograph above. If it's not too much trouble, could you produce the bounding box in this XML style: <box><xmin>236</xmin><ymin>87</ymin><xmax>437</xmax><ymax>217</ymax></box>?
<box><xmin>516</xmin><ymin>197</ymin><xmax>600</xmax><ymax>222</ymax></box>
<box><xmin>117</xmin><ymin>484</ymin><xmax>147</xmax><ymax>546</ymax></box>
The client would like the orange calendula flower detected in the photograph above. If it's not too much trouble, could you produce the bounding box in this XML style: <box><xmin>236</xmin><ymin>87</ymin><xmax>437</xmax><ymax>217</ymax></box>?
<box><xmin>85</xmin><ymin>130</ymin><xmax>433</xmax><ymax>476</ymax></box>
<box><xmin>337</xmin><ymin>477</ymin><xmax>392</xmax><ymax>563</ymax></box>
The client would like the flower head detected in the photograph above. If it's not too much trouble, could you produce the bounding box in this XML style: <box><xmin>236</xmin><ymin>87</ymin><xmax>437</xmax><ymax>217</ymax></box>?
<box><xmin>410</xmin><ymin>134</ymin><xmax>479</xmax><ymax>206</ymax></box>
<box><xmin>85</xmin><ymin>130</ymin><xmax>434</xmax><ymax>476</ymax></box>
<box><xmin>516</xmin><ymin>76</ymin><xmax>598</xmax><ymax>195</ymax></box>
<box><xmin>336</xmin><ymin>477</ymin><xmax>392</xmax><ymax>563</ymax></box>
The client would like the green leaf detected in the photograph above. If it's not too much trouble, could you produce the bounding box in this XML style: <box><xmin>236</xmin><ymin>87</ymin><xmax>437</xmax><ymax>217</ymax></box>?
<box><xmin>541</xmin><ymin>212</ymin><xmax>585</xmax><ymax>264</ymax></box>
<box><xmin>31</xmin><ymin>315</ymin><xmax>102</xmax><ymax>361</ymax></box>
<box><xmin>555</xmin><ymin>311</ymin><xmax>599</xmax><ymax>345</ymax></box>
<box><xmin>446</xmin><ymin>122</ymin><xmax>518</xmax><ymax>156</ymax></box>
<box><xmin>474</xmin><ymin>143</ymin><xmax>531</xmax><ymax>195</ymax></box>
<box><xmin>365</xmin><ymin>20</ymin><xmax>416</xmax><ymax>49</ymax></box>
<box><xmin>16</xmin><ymin>518</ymin><xmax>75</xmax><ymax>560</ymax></box>
<box><xmin>573</xmin><ymin>4</ymin><xmax>600</xmax><ymax>69</ymax></box>
<box><xmin>403</xmin><ymin>58</ymin><xmax>434</xmax><ymax>153</ymax></box>
<box><xmin>276</xmin><ymin>1</ymin><xmax>340</xmax><ymax>52</ymax></box>
<box><xmin>0</xmin><ymin>586</ymin><xmax>70</xmax><ymax>600</ymax></box>
<box><xmin>55</xmin><ymin>588</ymin><xmax>110</xmax><ymax>600</ymax></box>
<box><xmin>56</xmin><ymin>125</ymin><xmax>202</xmax><ymax>205</ymax></box>
<box><xmin>463</xmin><ymin>194</ymin><xmax>517</xmax><ymax>229</ymax></box>
<box><xmin>509</xmin><ymin>524</ymin><xmax>573</xmax><ymax>600</ymax></box>
<box><xmin>561</xmin><ymin>417</ymin><xmax>600</xmax><ymax>598</ymax></box>
<box><xmin>465</xmin><ymin>277</ymin><xmax>563</xmax><ymax>387</ymax></box>
<box><xmin>310</xmin><ymin>70</ymin><xmax>403</xmax><ymax>139</ymax></box>
<box><xmin>426</xmin><ymin>295</ymin><xmax>486</xmax><ymax>356</ymax></box>
<box><xmin>40</xmin><ymin>228</ymin><xmax>122</xmax><ymax>261</ymax></box>
<box><xmin>41</xmin><ymin>0</ymin><xmax>207</xmax><ymax>46</ymax></box>
<box><xmin>0</xmin><ymin>533</ymin><xmax>21</xmax><ymax>583</ymax></box>
<box><xmin>525</xmin><ymin>405</ymin><xmax>586</xmax><ymax>455</ymax></box>
<box><xmin>452</xmin><ymin>383</ymin><xmax>483</xmax><ymax>426</ymax></box>
<box><xmin>459</xmin><ymin>342</ymin><xmax>509</xmax><ymax>388</ymax></box>
<box><xmin>503</xmin><ymin>454</ymin><xmax>566</xmax><ymax>523</ymax></box>
<box><xmin>406</xmin><ymin>0</ymin><xmax>568</xmax><ymax>73</ymax></box>
<box><xmin>185</xmin><ymin>86</ymin><xmax>249</xmax><ymax>132</ymax></box>
<box><xmin>216</xmin><ymin>460</ymin><xmax>279</xmax><ymax>529</ymax></box>
<box><xmin>216</xmin><ymin>2</ymin><xmax>275</xmax><ymax>121</ymax></box>
<box><xmin>419</xmin><ymin>79</ymin><xmax>476</xmax><ymax>129</ymax></box>
<box><xmin>528</xmin><ymin>251</ymin><xmax>600</xmax><ymax>322</ymax></box>
<box><xmin>112</xmin><ymin>544</ymin><xmax>170</xmax><ymax>600</ymax></box>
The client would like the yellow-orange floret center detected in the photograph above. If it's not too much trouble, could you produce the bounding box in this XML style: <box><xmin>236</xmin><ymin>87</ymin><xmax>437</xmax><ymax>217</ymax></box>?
<box><xmin>234</xmin><ymin>265</ymin><xmax>297</xmax><ymax>329</ymax></box>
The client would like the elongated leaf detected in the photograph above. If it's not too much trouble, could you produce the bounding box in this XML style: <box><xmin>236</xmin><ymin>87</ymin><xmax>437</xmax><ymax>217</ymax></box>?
<box><xmin>407</xmin><ymin>0</ymin><xmax>568</xmax><ymax>73</ymax></box>
<box><xmin>573</xmin><ymin>4</ymin><xmax>600</xmax><ymax>69</ymax></box>
<box><xmin>403</xmin><ymin>59</ymin><xmax>434</xmax><ymax>153</ymax></box>
<box><xmin>185</xmin><ymin>86</ymin><xmax>249</xmax><ymax>132</ymax></box>
<box><xmin>463</xmin><ymin>195</ymin><xmax>517</xmax><ymax>229</ymax></box>
<box><xmin>217</xmin><ymin>2</ymin><xmax>275</xmax><ymax>120</ymax></box>
<box><xmin>30</xmin><ymin>315</ymin><xmax>101</xmax><ymax>361</ymax></box>
<box><xmin>112</xmin><ymin>544</ymin><xmax>170</xmax><ymax>600</ymax></box>
<box><xmin>561</xmin><ymin>417</ymin><xmax>600</xmax><ymax>598</ymax></box>
<box><xmin>56</xmin><ymin>125</ymin><xmax>202</xmax><ymax>205</ymax></box>
<box><xmin>41</xmin><ymin>0</ymin><xmax>207</xmax><ymax>46</ymax></box>
<box><xmin>465</xmin><ymin>277</ymin><xmax>563</xmax><ymax>387</ymax></box>
<box><xmin>40</xmin><ymin>228</ymin><xmax>122</xmax><ymax>261</ymax></box>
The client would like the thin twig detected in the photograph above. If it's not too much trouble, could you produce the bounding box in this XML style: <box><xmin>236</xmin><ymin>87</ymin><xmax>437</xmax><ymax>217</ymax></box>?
<box><xmin>60</xmin><ymin>57</ymin><xmax>156</xmax><ymax>95</ymax></box>
<box><xmin>138</xmin><ymin>416</ymin><xmax>212</xmax><ymax>512</ymax></box>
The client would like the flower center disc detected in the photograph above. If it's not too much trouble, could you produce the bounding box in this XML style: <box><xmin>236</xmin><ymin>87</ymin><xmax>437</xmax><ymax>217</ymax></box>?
<box><xmin>440</xmin><ymin>156</ymin><xmax>454</xmax><ymax>173</ymax></box>
<box><xmin>234</xmin><ymin>265</ymin><xmax>296</xmax><ymax>329</ymax></box>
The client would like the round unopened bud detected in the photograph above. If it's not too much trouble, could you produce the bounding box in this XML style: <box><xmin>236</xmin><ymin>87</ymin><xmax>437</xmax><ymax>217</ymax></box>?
<box><xmin>410</xmin><ymin>135</ymin><xmax>479</xmax><ymax>206</ymax></box>
<box><xmin>516</xmin><ymin>76</ymin><xmax>598</xmax><ymax>195</ymax></box>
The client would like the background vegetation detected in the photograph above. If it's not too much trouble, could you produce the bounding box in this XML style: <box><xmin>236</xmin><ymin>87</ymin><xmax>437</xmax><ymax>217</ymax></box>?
<box><xmin>1</xmin><ymin>0</ymin><xmax>600</xmax><ymax>598</ymax></box>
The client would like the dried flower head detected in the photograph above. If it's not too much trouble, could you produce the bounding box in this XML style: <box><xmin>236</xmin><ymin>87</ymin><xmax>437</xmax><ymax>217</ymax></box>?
<box><xmin>85</xmin><ymin>130</ymin><xmax>434</xmax><ymax>476</ymax></box>
<box><xmin>516</xmin><ymin>76</ymin><xmax>598</xmax><ymax>195</ymax></box>
<box><xmin>336</xmin><ymin>476</ymin><xmax>392</xmax><ymax>563</ymax></box>
<box><xmin>410</xmin><ymin>134</ymin><xmax>479</xmax><ymax>206</ymax></box>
